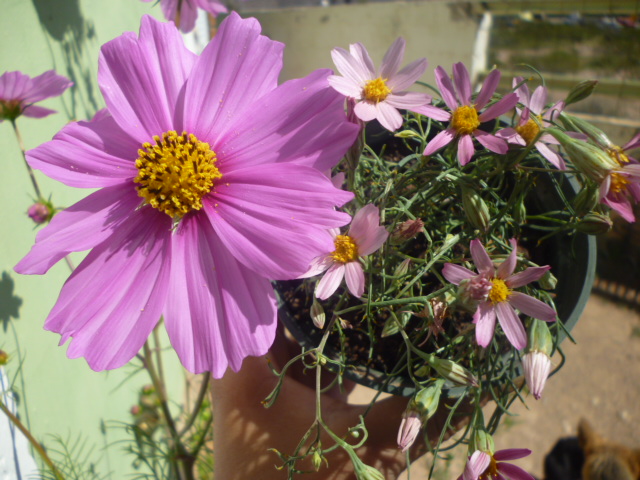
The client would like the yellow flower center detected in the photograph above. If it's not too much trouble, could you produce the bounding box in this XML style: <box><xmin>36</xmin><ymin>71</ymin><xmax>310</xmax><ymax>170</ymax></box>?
<box><xmin>488</xmin><ymin>278</ymin><xmax>511</xmax><ymax>304</ymax></box>
<box><xmin>607</xmin><ymin>145</ymin><xmax>630</xmax><ymax>166</ymax></box>
<box><xmin>610</xmin><ymin>171</ymin><xmax>630</xmax><ymax>194</ymax></box>
<box><xmin>479</xmin><ymin>456</ymin><xmax>499</xmax><ymax>480</ymax></box>
<box><xmin>0</xmin><ymin>99</ymin><xmax>22</xmax><ymax>120</ymax></box>
<box><xmin>363</xmin><ymin>77</ymin><xmax>392</xmax><ymax>103</ymax></box>
<box><xmin>451</xmin><ymin>105</ymin><xmax>480</xmax><ymax>135</ymax></box>
<box><xmin>516</xmin><ymin>117</ymin><xmax>541</xmax><ymax>145</ymax></box>
<box><xmin>134</xmin><ymin>130</ymin><xmax>221</xmax><ymax>219</ymax></box>
<box><xmin>331</xmin><ymin>235</ymin><xmax>359</xmax><ymax>263</ymax></box>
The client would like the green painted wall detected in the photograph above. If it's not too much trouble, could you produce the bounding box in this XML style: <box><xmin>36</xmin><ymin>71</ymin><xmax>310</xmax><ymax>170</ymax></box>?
<box><xmin>0</xmin><ymin>1</ymin><xmax>184</xmax><ymax>478</ymax></box>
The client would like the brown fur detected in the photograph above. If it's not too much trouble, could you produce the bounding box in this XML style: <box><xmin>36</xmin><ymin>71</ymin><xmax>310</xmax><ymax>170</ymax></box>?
<box><xmin>578</xmin><ymin>419</ymin><xmax>640</xmax><ymax>480</ymax></box>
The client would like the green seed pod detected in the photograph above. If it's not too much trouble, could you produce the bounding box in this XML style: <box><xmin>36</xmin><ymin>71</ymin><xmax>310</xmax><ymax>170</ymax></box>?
<box><xmin>462</xmin><ymin>187</ymin><xmax>490</xmax><ymax>231</ymax></box>
<box><xmin>576</xmin><ymin>212</ymin><xmax>613</xmax><ymax>235</ymax></box>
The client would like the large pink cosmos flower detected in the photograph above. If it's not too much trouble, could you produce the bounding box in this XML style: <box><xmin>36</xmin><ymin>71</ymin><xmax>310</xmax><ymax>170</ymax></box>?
<box><xmin>141</xmin><ymin>0</ymin><xmax>227</xmax><ymax>33</ymax></box>
<box><xmin>14</xmin><ymin>14</ymin><xmax>359</xmax><ymax>377</ymax></box>
<box><xmin>328</xmin><ymin>38</ymin><xmax>430</xmax><ymax>132</ymax></box>
<box><xmin>599</xmin><ymin>133</ymin><xmax>640</xmax><ymax>222</ymax></box>
<box><xmin>419</xmin><ymin>63</ymin><xmax>518</xmax><ymax>166</ymax></box>
<box><xmin>459</xmin><ymin>449</ymin><xmax>535</xmax><ymax>480</ymax></box>
<box><xmin>303</xmin><ymin>204</ymin><xmax>389</xmax><ymax>300</ymax></box>
<box><xmin>0</xmin><ymin>70</ymin><xmax>72</xmax><ymax>122</ymax></box>
<box><xmin>442</xmin><ymin>239</ymin><xmax>556</xmax><ymax>350</ymax></box>
<box><xmin>496</xmin><ymin>77</ymin><xmax>567</xmax><ymax>170</ymax></box>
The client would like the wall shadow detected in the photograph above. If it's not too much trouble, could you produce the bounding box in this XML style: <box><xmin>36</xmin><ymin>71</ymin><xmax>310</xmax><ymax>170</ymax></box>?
<box><xmin>0</xmin><ymin>271</ymin><xmax>23</xmax><ymax>331</ymax></box>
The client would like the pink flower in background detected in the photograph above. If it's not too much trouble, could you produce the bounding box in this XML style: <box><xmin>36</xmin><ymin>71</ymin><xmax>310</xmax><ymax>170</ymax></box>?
<box><xmin>459</xmin><ymin>449</ymin><xmax>535</xmax><ymax>480</ymax></box>
<box><xmin>420</xmin><ymin>63</ymin><xmax>518</xmax><ymax>166</ymax></box>
<box><xmin>521</xmin><ymin>350</ymin><xmax>552</xmax><ymax>400</ymax></box>
<box><xmin>303</xmin><ymin>204</ymin><xmax>389</xmax><ymax>300</ymax></box>
<box><xmin>328</xmin><ymin>38</ymin><xmax>430</xmax><ymax>131</ymax></box>
<box><xmin>599</xmin><ymin>133</ymin><xmax>640</xmax><ymax>222</ymax></box>
<box><xmin>397</xmin><ymin>411</ymin><xmax>422</xmax><ymax>453</ymax></box>
<box><xmin>496</xmin><ymin>77</ymin><xmax>567</xmax><ymax>169</ymax></box>
<box><xmin>15</xmin><ymin>14</ymin><xmax>359</xmax><ymax>377</ymax></box>
<box><xmin>0</xmin><ymin>70</ymin><xmax>72</xmax><ymax>122</ymax></box>
<box><xmin>141</xmin><ymin>0</ymin><xmax>227</xmax><ymax>33</ymax></box>
<box><xmin>442</xmin><ymin>239</ymin><xmax>556</xmax><ymax>350</ymax></box>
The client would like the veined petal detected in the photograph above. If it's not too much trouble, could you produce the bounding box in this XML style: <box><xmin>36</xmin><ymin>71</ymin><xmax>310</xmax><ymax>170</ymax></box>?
<box><xmin>496</xmin><ymin>463</ymin><xmax>536</xmax><ymax>480</ymax></box>
<box><xmin>349</xmin><ymin>42</ymin><xmax>376</xmax><ymax>78</ymax></box>
<box><xmin>474</xmin><ymin>130</ymin><xmax>508</xmax><ymax>155</ymax></box>
<box><xmin>475</xmin><ymin>69</ymin><xmax>501</xmax><ymax>110</ymax></box>
<box><xmin>344</xmin><ymin>261</ymin><xmax>365</xmax><ymax>298</ymax></box>
<box><xmin>44</xmin><ymin>210</ymin><xmax>172</xmax><ymax>371</ymax></box>
<box><xmin>354</xmin><ymin>100</ymin><xmax>378</xmax><ymax>122</ymax></box>
<box><xmin>512</xmin><ymin>76</ymin><xmax>530</xmax><ymax>106</ymax></box>
<box><xmin>506</xmin><ymin>266</ymin><xmax>550</xmax><ymax>288</ymax></box>
<box><xmin>496</xmin><ymin>238</ymin><xmax>518</xmax><ymax>279</ymax></box>
<box><xmin>315</xmin><ymin>263</ymin><xmax>346</xmax><ymax>300</ymax></box>
<box><xmin>376</xmin><ymin>101</ymin><xmax>403</xmax><ymax>131</ymax></box>
<box><xmin>194</xmin><ymin>0</ymin><xmax>227</xmax><ymax>15</ymax></box>
<box><xmin>413</xmin><ymin>103</ymin><xmax>451</xmax><ymax>122</ymax></box>
<box><xmin>22</xmin><ymin>105</ymin><xmax>57</xmax><ymax>119</ymax></box>
<box><xmin>380</xmin><ymin>37</ymin><xmax>405</xmax><ymax>79</ymax></box>
<box><xmin>536</xmin><ymin>142</ymin><xmax>566</xmax><ymax>170</ymax></box>
<box><xmin>207</xmin><ymin>164</ymin><xmax>352</xmax><ymax>279</ymax></box>
<box><xmin>470</xmin><ymin>239</ymin><xmax>494</xmax><ymax>275</ymax></box>
<box><xmin>26</xmin><ymin>113</ymin><xmax>139</xmax><ymax>188</ymax></box>
<box><xmin>165</xmin><ymin>214</ymin><xmax>277</xmax><ymax>376</ymax></box>
<box><xmin>385</xmin><ymin>91</ymin><xmax>431</xmax><ymax>110</ymax></box>
<box><xmin>23</xmin><ymin>70</ymin><xmax>73</xmax><ymax>104</ymax></box>
<box><xmin>175</xmin><ymin>0</ymin><xmax>199</xmax><ymax>32</ymax></box>
<box><xmin>300</xmin><ymin>254</ymin><xmax>334</xmax><ymax>278</ymax></box>
<box><xmin>479</xmin><ymin>93</ymin><xmax>518</xmax><ymax>121</ymax></box>
<box><xmin>219</xmin><ymin>69</ymin><xmax>359</xmax><ymax>172</ymax></box>
<box><xmin>494</xmin><ymin>448</ymin><xmax>532</xmax><ymax>461</ymax></box>
<box><xmin>508</xmin><ymin>292</ymin><xmax>557</xmax><ymax>322</ymax></box>
<box><xmin>14</xmin><ymin>184</ymin><xmax>141</xmax><ymax>275</ymax></box>
<box><xmin>442</xmin><ymin>264</ymin><xmax>476</xmax><ymax>285</ymax></box>
<box><xmin>98</xmin><ymin>15</ymin><xmax>196</xmax><ymax>143</ymax></box>
<box><xmin>183</xmin><ymin>12</ymin><xmax>283</xmax><ymax>143</ymax></box>
<box><xmin>332</xmin><ymin>46</ymin><xmax>371</xmax><ymax>85</ymax></box>
<box><xmin>387</xmin><ymin>57</ymin><xmax>428</xmax><ymax>91</ymax></box>
<box><xmin>457</xmin><ymin>134</ymin><xmax>475</xmax><ymax>166</ymax></box>
<box><xmin>601</xmin><ymin>195</ymin><xmax>635</xmax><ymax>222</ymax></box>
<box><xmin>424</xmin><ymin>128</ymin><xmax>455</xmax><ymax>156</ymax></box>
<box><xmin>623</xmin><ymin>131</ymin><xmax>640</xmax><ymax>151</ymax></box>
<box><xmin>464</xmin><ymin>451</ymin><xmax>492</xmax><ymax>480</ymax></box>
<box><xmin>348</xmin><ymin>204</ymin><xmax>389</xmax><ymax>256</ymax></box>
<box><xmin>529</xmin><ymin>86</ymin><xmax>547</xmax><ymax>115</ymax></box>
<box><xmin>328</xmin><ymin>74</ymin><xmax>362</xmax><ymax>98</ymax></box>
<box><xmin>434</xmin><ymin>66</ymin><xmax>459</xmax><ymax>111</ymax></box>
<box><xmin>453</xmin><ymin>62</ymin><xmax>472</xmax><ymax>106</ymax></box>
<box><xmin>495</xmin><ymin>302</ymin><xmax>527</xmax><ymax>350</ymax></box>
<box><xmin>473</xmin><ymin>302</ymin><xmax>496</xmax><ymax>348</ymax></box>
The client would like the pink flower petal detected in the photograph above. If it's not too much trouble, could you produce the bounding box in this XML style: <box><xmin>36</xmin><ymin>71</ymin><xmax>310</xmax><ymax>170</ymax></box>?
<box><xmin>464</xmin><ymin>451</ymin><xmax>491</xmax><ymax>480</ymax></box>
<box><xmin>470</xmin><ymin>239</ymin><xmax>494</xmax><ymax>276</ymax></box>
<box><xmin>354</xmin><ymin>100</ymin><xmax>378</xmax><ymax>122</ymax></box>
<box><xmin>536</xmin><ymin>142</ymin><xmax>566</xmax><ymax>170</ymax></box>
<box><xmin>529</xmin><ymin>86</ymin><xmax>547</xmax><ymax>115</ymax></box>
<box><xmin>315</xmin><ymin>263</ymin><xmax>346</xmax><ymax>300</ymax></box>
<box><xmin>376</xmin><ymin>101</ymin><xmax>404</xmax><ymax>131</ymax></box>
<box><xmin>328</xmin><ymin>74</ymin><xmax>362</xmax><ymax>98</ymax></box>
<box><xmin>45</xmin><ymin>211</ymin><xmax>172</xmax><ymax>371</ymax></box>
<box><xmin>332</xmin><ymin>46</ymin><xmax>371</xmax><ymax>85</ymax></box>
<box><xmin>22</xmin><ymin>105</ymin><xmax>57</xmax><ymax>118</ymax></box>
<box><xmin>424</xmin><ymin>128</ymin><xmax>455</xmax><ymax>156</ymax></box>
<box><xmin>165</xmin><ymin>214</ymin><xmax>277</xmax><ymax>376</ymax></box>
<box><xmin>473</xmin><ymin>301</ymin><xmax>496</xmax><ymax>348</ymax></box>
<box><xmin>496</xmin><ymin>238</ymin><xmax>518</xmax><ymax>279</ymax></box>
<box><xmin>457</xmin><ymin>134</ymin><xmax>475</xmax><ymax>166</ymax></box>
<box><xmin>474</xmin><ymin>130</ymin><xmax>508</xmax><ymax>155</ymax></box>
<box><xmin>413</xmin><ymin>103</ymin><xmax>451</xmax><ymax>122</ymax></box>
<box><xmin>387</xmin><ymin>58</ymin><xmax>428</xmax><ymax>91</ymax></box>
<box><xmin>0</xmin><ymin>71</ymin><xmax>30</xmax><ymax>99</ymax></box>
<box><xmin>494</xmin><ymin>448</ymin><xmax>532</xmax><ymax>461</ymax></box>
<box><xmin>512</xmin><ymin>76</ymin><xmax>530</xmax><ymax>106</ymax></box>
<box><xmin>453</xmin><ymin>62</ymin><xmax>472</xmax><ymax>106</ymax></box>
<box><xmin>26</xmin><ymin>113</ymin><xmax>139</xmax><ymax>188</ymax></box>
<box><xmin>475</xmin><ymin>69</ymin><xmax>501</xmax><ymax>110</ymax></box>
<box><xmin>350</xmin><ymin>209</ymin><xmax>389</xmax><ymax>257</ymax></box>
<box><xmin>495</xmin><ymin>302</ymin><xmax>527</xmax><ymax>350</ymax></box>
<box><xmin>182</xmin><ymin>12</ymin><xmax>283</xmax><ymax>143</ymax></box>
<box><xmin>506</xmin><ymin>266</ymin><xmax>550</xmax><ymax>288</ymax></box>
<box><xmin>98</xmin><ymin>15</ymin><xmax>197</xmax><ymax>143</ymax></box>
<box><xmin>380</xmin><ymin>37</ymin><xmax>406</xmax><ymax>80</ymax></box>
<box><xmin>623</xmin><ymin>131</ymin><xmax>640</xmax><ymax>151</ymax></box>
<box><xmin>219</xmin><ymin>69</ymin><xmax>359</xmax><ymax>172</ymax></box>
<box><xmin>14</xmin><ymin>184</ymin><xmax>141</xmax><ymax>275</ymax></box>
<box><xmin>22</xmin><ymin>70</ymin><xmax>73</xmax><ymax>104</ymax></box>
<box><xmin>300</xmin><ymin>254</ymin><xmax>334</xmax><ymax>278</ymax></box>
<box><xmin>496</xmin><ymin>463</ymin><xmax>536</xmax><ymax>480</ymax></box>
<box><xmin>434</xmin><ymin>66</ymin><xmax>459</xmax><ymax>111</ymax></box>
<box><xmin>508</xmin><ymin>292</ymin><xmax>557</xmax><ymax>322</ymax></box>
<box><xmin>442</xmin><ymin>263</ymin><xmax>477</xmax><ymax>285</ymax></box>
<box><xmin>385</xmin><ymin>91</ymin><xmax>431</xmax><ymax>110</ymax></box>
<box><xmin>479</xmin><ymin>93</ymin><xmax>518</xmax><ymax>121</ymax></box>
<box><xmin>344</xmin><ymin>261</ymin><xmax>365</xmax><ymax>298</ymax></box>
<box><xmin>349</xmin><ymin>42</ymin><xmax>376</xmax><ymax>78</ymax></box>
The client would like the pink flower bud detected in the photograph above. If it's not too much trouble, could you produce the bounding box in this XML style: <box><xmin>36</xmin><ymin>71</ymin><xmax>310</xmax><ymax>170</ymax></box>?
<box><xmin>397</xmin><ymin>410</ymin><xmax>422</xmax><ymax>452</ymax></box>
<box><xmin>0</xmin><ymin>350</ymin><xmax>8</xmax><ymax>366</ymax></box>
<box><xmin>130</xmin><ymin>405</ymin><xmax>141</xmax><ymax>416</ymax></box>
<box><xmin>391</xmin><ymin>218</ymin><xmax>424</xmax><ymax>244</ymax></box>
<box><xmin>522</xmin><ymin>350</ymin><xmax>552</xmax><ymax>400</ymax></box>
<box><xmin>27</xmin><ymin>202</ymin><xmax>51</xmax><ymax>224</ymax></box>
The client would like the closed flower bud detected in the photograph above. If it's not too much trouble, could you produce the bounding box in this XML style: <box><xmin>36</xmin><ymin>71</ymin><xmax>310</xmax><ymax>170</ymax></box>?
<box><xmin>572</xmin><ymin>182</ymin><xmax>600</xmax><ymax>215</ymax></box>
<box><xmin>397</xmin><ymin>410</ymin><xmax>422</xmax><ymax>452</ymax></box>
<box><xmin>130</xmin><ymin>405</ymin><xmax>141</xmax><ymax>416</ymax></box>
<box><xmin>412</xmin><ymin>379</ymin><xmax>445</xmax><ymax>418</ymax></box>
<box><xmin>564</xmin><ymin>80</ymin><xmax>598</xmax><ymax>106</ymax></box>
<box><xmin>549</xmin><ymin>129</ymin><xmax>618</xmax><ymax>182</ymax></box>
<box><xmin>576</xmin><ymin>213</ymin><xmax>613</xmax><ymax>235</ymax></box>
<box><xmin>394</xmin><ymin>130</ymin><xmax>421</xmax><ymax>139</ymax></box>
<box><xmin>538</xmin><ymin>269</ymin><xmax>558</xmax><ymax>290</ymax></box>
<box><xmin>527</xmin><ymin>319</ymin><xmax>553</xmax><ymax>356</ymax></box>
<box><xmin>522</xmin><ymin>350</ymin><xmax>552</xmax><ymax>400</ymax></box>
<box><xmin>27</xmin><ymin>202</ymin><xmax>52</xmax><ymax>224</ymax></box>
<box><xmin>513</xmin><ymin>200</ymin><xmax>527</xmax><ymax>225</ymax></box>
<box><xmin>393</xmin><ymin>258</ymin><xmax>412</xmax><ymax>278</ymax></box>
<box><xmin>470</xmin><ymin>429</ymin><xmax>495</xmax><ymax>455</ymax></box>
<box><xmin>353</xmin><ymin>460</ymin><xmax>385</xmax><ymax>480</ymax></box>
<box><xmin>559</xmin><ymin>112</ymin><xmax>611</xmax><ymax>147</ymax></box>
<box><xmin>391</xmin><ymin>218</ymin><xmax>424</xmax><ymax>244</ymax></box>
<box><xmin>312</xmin><ymin>449</ymin><xmax>323</xmax><ymax>471</ymax></box>
<box><xmin>310</xmin><ymin>298</ymin><xmax>326</xmax><ymax>329</ymax></box>
<box><xmin>430</xmin><ymin>357</ymin><xmax>478</xmax><ymax>387</ymax></box>
<box><xmin>462</xmin><ymin>187</ymin><xmax>490</xmax><ymax>231</ymax></box>
<box><xmin>0</xmin><ymin>350</ymin><xmax>8</xmax><ymax>366</ymax></box>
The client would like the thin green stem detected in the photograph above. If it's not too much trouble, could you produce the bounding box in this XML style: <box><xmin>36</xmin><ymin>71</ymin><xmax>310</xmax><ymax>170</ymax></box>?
<box><xmin>11</xmin><ymin>120</ymin><xmax>43</xmax><ymax>199</ymax></box>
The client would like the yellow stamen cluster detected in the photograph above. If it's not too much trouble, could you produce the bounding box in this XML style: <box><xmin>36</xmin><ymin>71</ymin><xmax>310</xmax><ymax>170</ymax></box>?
<box><xmin>516</xmin><ymin>117</ymin><xmax>541</xmax><ymax>145</ymax></box>
<box><xmin>331</xmin><ymin>235</ymin><xmax>359</xmax><ymax>263</ymax></box>
<box><xmin>451</xmin><ymin>105</ymin><xmax>480</xmax><ymax>135</ymax></box>
<box><xmin>610</xmin><ymin>172</ymin><xmax>630</xmax><ymax>195</ymax></box>
<box><xmin>607</xmin><ymin>145</ymin><xmax>630</xmax><ymax>166</ymax></box>
<box><xmin>363</xmin><ymin>77</ymin><xmax>392</xmax><ymax>103</ymax></box>
<box><xmin>134</xmin><ymin>130</ymin><xmax>221</xmax><ymax>218</ymax></box>
<box><xmin>488</xmin><ymin>278</ymin><xmax>511</xmax><ymax>304</ymax></box>
<box><xmin>479</xmin><ymin>456</ymin><xmax>499</xmax><ymax>480</ymax></box>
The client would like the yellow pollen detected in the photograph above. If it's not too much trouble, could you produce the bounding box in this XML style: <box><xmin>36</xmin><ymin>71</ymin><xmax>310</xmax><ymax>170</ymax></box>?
<box><xmin>451</xmin><ymin>105</ymin><xmax>480</xmax><ymax>135</ymax></box>
<box><xmin>610</xmin><ymin>172</ymin><xmax>630</xmax><ymax>194</ymax></box>
<box><xmin>363</xmin><ymin>77</ymin><xmax>392</xmax><ymax>103</ymax></box>
<box><xmin>331</xmin><ymin>235</ymin><xmax>359</xmax><ymax>263</ymax></box>
<box><xmin>479</xmin><ymin>456</ymin><xmax>499</xmax><ymax>480</ymax></box>
<box><xmin>607</xmin><ymin>146</ymin><xmax>630</xmax><ymax>166</ymax></box>
<box><xmin>516</xmin><ymin>117</ymin><xmax>541</xmax><ymax>145</ymax></box>
<box><xmin>488</xmin><ymin>278</ymin><xmax>511</xmax><ymax>304</ymax></box>
<box><xmin>134</xmin><ymin>130</ymin><xmax>221</xmax><ymax>218</ymax></box>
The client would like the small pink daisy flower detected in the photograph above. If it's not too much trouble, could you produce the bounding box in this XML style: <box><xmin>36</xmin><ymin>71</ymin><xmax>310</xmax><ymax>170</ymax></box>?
<box><xmin>141</xmin><ymin>0</ymin><xmax>227</xmax><ymax>33</ymax></box>
<box><xmin>599</xmin><ymin>132</ymin><xmax>640</xmax><ymax>222</ymax></box>
<box><xmin>496</xmin><ymin>77</ymin><xmax>567</xmax><ymax>170</ymax></box>
<box><xmin>0</xmin><ymin>70</ymin><xmax>72</xmax><ymax>122</ymax></box>
<box><xmin>328</xmin><ymin>38</ymin><xmax>430</xmax><ymax>132</ymax></box>
<box><xmin>459</xmin><ymin>449</ymin><xmax>535</xmax><ymax>480</ymax></box>
<box><xmin>419</xmin><ymin>63</ymin><xmax>518</xmax><ymax>166</ymax></box>
<box><xmin>442</xmin><ymin>239</ymin><xmax>556</xmax><ymax>350</ymax></box>
<box><xmin>303</xmin><ymin>204</ymin><xmax>389</xmax><ymax>300</ymax></box>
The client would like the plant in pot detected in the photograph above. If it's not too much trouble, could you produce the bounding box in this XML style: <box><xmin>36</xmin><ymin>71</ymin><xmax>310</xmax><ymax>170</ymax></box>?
<box><xmin>267</xmin><ymin>39</ymin><xmax>637</xmax><ymax>479</ymax></box>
